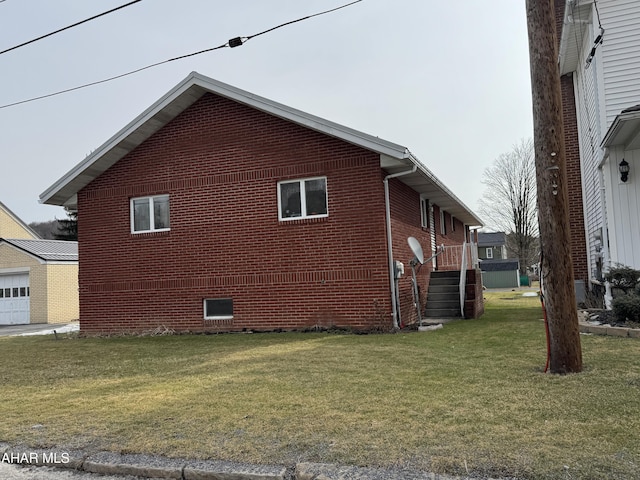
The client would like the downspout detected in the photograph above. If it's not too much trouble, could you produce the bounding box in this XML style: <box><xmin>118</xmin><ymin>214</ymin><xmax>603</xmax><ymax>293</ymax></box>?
<box><xmin>384</xmin><ymin>163</ymin><xmax>418</xmax><ymax>330</ymax></box>
<box><xmin>598</xmin><ymin>148</ymin><xmax>613</xmax><ymax>308</ymax></box>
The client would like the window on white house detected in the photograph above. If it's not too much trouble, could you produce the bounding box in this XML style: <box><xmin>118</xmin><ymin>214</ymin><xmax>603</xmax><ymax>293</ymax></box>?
<box><xmin>439</xmin><ymin>209</ymin><xmax>446</xmax><ymax>235</ymax></box>
<box><xmin>131</xmin><ymin>195</ymin><xmax>170</xmax><ymax>233</ymax></box>
<box><xmin>204</xmin><ymin>298</ymin><xmax>233</xmax><ymax>320</ymax></box>
<box><xmin>420</xmin><ymin>197</ymin><xmax>429</xmax><ymax>228</ymax></box>
<box><xmin>486</xmin><ymin>248</ymin><xmax>494</xmax><ymax>259</ymax></box>
<box><xmin>278</xmin><ymin>177</ymin><xmax>328</xmax><ymax>220</ymax></box>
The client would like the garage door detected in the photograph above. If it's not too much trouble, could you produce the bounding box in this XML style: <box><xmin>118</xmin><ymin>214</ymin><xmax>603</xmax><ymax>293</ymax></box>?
<box><xmin>0</xmin><ymin>273</ymin><xmax>30</xmax><ymax>325</ymax></box>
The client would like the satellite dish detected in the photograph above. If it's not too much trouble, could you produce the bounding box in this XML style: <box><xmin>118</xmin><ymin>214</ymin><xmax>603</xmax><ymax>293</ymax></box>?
<box><xmin>408</xmin><ymin>237</ymin><xmax>424</xmax><ymax>265</ymax></box>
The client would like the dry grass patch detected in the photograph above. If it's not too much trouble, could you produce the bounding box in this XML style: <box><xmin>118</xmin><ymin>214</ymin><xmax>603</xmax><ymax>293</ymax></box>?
<box><xmin>1</xmin><ymin>291</ymin><xmax>639</xmax><ymax>479</ymax></box>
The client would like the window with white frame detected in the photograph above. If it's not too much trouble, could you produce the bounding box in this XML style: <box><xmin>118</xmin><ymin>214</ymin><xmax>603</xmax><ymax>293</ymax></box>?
<box><xmin>278</xmin><ymin>177</ymin><xmax>328</xmax><ymax>220</ymax></box>
<box><xmin>439</xmin><ymin>209</ymin><xmax>446</xmax><ymax>235</ymax></box>
<box><xmin>131</xmin><ymin>194</ymin><xmax>170</xmax><ymax>233</ymax></box>
<box><xmin>420</xmin><ymin>197</ymin><xmax>429</xmax><ymax>228</ymax></box>
<box><xmin>486</xmin><ymin>248</ymin><xmax>494</xmax><ymax>259</ymax></box>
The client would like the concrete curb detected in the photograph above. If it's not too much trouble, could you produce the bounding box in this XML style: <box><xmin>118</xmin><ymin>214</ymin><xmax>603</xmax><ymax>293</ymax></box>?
<box><xmin>0</xmin><ymin>445</ymin><xmax>501</xmax><ymax>480</ymax></box>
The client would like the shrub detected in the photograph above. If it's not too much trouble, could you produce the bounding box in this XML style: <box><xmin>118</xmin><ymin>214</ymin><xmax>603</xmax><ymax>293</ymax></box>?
<box><xmin>605</xmin><ymin>264</ymin><xmax>640</xmax><ymax>294</ymax></box>
<box><xmin>612</xmin><ymin>294</ymin><xmax>640</xmax><ymax>325</ymax></box>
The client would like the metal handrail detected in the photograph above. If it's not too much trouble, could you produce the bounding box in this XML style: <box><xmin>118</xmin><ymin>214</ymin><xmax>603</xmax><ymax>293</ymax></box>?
<box><xmin>459</xmin><ymin>242</ymin><xmax>468</xmax><ymax>317</ymax></box>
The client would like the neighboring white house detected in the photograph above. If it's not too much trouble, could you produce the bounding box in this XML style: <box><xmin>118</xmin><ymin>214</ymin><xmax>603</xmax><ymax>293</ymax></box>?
<box><xmin>558</xmin><ymin>0</ymin><xmax>640</xmax><ymax>302</ymax></box>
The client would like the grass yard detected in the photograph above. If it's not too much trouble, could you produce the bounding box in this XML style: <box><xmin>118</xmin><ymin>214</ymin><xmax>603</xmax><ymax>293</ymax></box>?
<box><xmin>1</xmin><ymin>291</ymin><xmax>640</xmax><ymax>479</ymax></box>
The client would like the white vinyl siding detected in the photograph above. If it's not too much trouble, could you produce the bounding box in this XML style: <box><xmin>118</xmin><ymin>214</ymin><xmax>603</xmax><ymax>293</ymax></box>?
<box><xmin>600</xmin><ymin>0</ymin><xmax>640</xmax><ymax>126</ymax></box>
<box><xmin>564</xmin><ymin>0</ymin><xmax>640</xmax><ymax>274</ymax></box>
<box><xmin>603</xmin><ymin>147</ymin><xmax>640</xmax><ymax>269</ymax></box>
<box><xmin>573</xmin><ymin>12</ymin><xmax>606</xmax><ymax>281</ymax></box>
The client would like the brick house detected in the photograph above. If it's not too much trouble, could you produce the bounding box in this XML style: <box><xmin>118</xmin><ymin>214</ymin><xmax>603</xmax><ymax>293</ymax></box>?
<box><xmin>40</xmin><ymin>72</ymin><xmax>483</xmax><ymax>334</ymax></box>
<box><xmin>0</xmin><ymin>201</ymin><xmax>79</xmax><ymax>325</ymax></box>
<box><xmin>557</xmin><ymin>0</ymin><xmax>640</xmax><ymax>305</ymax></box>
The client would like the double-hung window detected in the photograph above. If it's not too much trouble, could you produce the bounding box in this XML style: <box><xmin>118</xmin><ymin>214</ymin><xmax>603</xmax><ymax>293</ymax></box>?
<box><xmin>131</xmin><ymin>195</ymin><xmax>170</xmax><ymax>233</ymax></box>
<box><xmin>278</xmin><ymin>177</ymin><xmax>328</xmax><ymax>220</ymax></box>
<box><xmin>439</xmin><ymin>209</ymin><xmax>446</xmax><ymax>235</ymax></box>
<box><xmin>420</xmin><ymin>197</ymin><xmax>429</xmax><ymax>228</ymax></box>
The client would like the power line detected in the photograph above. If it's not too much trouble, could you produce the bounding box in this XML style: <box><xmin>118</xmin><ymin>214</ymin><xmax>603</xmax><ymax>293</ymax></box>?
<box><xmin>0</xmin><ymin>0</ymin><xmax>362</xmax><ymax>110</ymax></box>
<box><xmin>0</xmin><ymin>0</ymin><xmax>142</xmax><ymax>56</ymax></box>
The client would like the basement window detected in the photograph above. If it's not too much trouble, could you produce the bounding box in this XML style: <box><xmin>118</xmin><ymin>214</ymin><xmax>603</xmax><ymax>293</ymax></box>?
<box><xmin>204</xmin><ymin>298</ymin><xmax>234</xmax><ymax>320</ymax></box>
<box><xmin>278</xmin><ymin>177</ymin><xmax>328</xmax><ymax>220</ymax></box>
<box><xmin>131</xmin><ymin>195</ymin><xmax>170</xmax><ymax>233</ymax></box>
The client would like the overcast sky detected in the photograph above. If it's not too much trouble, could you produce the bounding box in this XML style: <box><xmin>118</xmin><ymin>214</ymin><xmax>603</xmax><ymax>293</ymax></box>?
<box><xmin>1</xmin><ymin>0</ymin><xmax>533</xmax><ymax>225</ymax></box>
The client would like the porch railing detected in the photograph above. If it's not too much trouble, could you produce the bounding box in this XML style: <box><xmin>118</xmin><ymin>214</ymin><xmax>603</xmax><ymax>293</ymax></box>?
<box><xmin>437</xmin><ymin>242</ymin><xmax>479</xmax><ymax>317</ymax></box>
<box><xmin>437</xmin><ymin>242</ymin><xmax>478</xmax><ymax>271</ymax></box>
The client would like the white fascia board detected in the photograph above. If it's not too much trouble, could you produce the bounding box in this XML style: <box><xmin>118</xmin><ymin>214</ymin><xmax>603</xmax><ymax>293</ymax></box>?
<box><xmin>40</xmin><ymin>72</ymin><xmax>411</xmax><ymax>207</ymax></box>
<box><xmin>558</xmin><ymin>0</ymin><xmax>593</xmax><ymax>75</ymax></box>
<box><xmin>39</xmin><ymin>73</ymin><xmax>207</xmax><ymax>206</ymax></box>
<box><xmin>190</xmin><ymin>73</ymin><xmax>411</xmax><ymax>160</ymax></box>
<box><xmin>601</xmin><ymin>110</ymin><xmax>640</xmax><ymax>148</ymax></box>
<box><xmin>407</xmin><ymin>152</ymin><xmax>484</xmax><ymax>227</ymax></box>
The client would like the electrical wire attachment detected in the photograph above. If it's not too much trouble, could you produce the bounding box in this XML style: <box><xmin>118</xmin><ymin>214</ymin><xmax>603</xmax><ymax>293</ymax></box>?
<box><xmin>0</xmin><ymin>0</ymin><xmax>363</xmax><ymax>110</ymax></box>
<box><xmin>585</xmin><ymin>27</ymin><xmax>605</xmax><ymax>68</ymax></box>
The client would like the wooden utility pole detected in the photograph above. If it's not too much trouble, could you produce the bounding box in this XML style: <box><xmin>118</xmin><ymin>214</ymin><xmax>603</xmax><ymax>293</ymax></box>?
<box><xmin>525</xmin><ymin>0</ymin><xmax>582</xmax><ymax>374</ymax></box>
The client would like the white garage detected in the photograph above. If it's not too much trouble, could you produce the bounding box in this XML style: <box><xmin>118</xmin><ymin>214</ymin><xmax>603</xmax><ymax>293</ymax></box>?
<box><xmin>0</xmin><ymin>272</ymin><xmax>30</xmax><ymax>325</ymax></box>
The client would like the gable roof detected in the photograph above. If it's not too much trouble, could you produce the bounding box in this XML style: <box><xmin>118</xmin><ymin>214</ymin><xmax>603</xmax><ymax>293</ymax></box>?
<box><xmin>557</xmin><ymin>0</ymin><xmax>593</xmax><ymax>75</ymax></box>
<box><xmin>40</xmin><ymin>72</ymin><xmax>482</xmax><ymax>227</ymax></box>
<box><xmin>477</xmin><ymin>232</ymin><xmax>506</xmax><ymax>247</ymax></box>
<box><xmin>0</xmin><ymin>201</ymin><xmax>41</xmax><ymax>240</ymax></box>
<box><xmin>0</xmin><ymin>238</ymin><xmax>78</xmax><ymax>262</ymax></box>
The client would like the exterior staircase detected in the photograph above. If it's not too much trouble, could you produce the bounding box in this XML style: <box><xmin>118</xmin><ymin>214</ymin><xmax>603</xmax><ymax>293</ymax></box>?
<box><xmin>423</xmin><ymin>270</ymin><xmax>463</xmax><ymax>320</ymax></box>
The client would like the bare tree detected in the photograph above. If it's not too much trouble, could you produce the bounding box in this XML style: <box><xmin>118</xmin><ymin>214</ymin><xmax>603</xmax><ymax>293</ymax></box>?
<box><xmin>478</xmin><ymin>138</ymin><xmax>539</xmax><ymax>274</ymax></box>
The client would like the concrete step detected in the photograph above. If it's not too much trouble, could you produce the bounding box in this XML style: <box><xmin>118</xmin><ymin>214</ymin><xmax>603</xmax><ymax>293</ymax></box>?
<box><xmin>427</xmin><ymin>292</ymin><xmax>459</xmax><ymax>302</ymax></box>
<box><xmin>423</xmin><ymin>307</ymin><xmax>462</xmax><ymax>318</ymax></box>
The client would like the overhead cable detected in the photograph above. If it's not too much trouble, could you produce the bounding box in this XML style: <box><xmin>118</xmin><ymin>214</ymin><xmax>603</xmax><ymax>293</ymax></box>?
<box><xmin>0</xmin><ymin>0</ymin><xmax>143</xmax><ymax>56</ymax></box>
<box><xmin>0</xmin><ymin>0</ymin><xmax>363</xmax><ymax>110</ymax></box>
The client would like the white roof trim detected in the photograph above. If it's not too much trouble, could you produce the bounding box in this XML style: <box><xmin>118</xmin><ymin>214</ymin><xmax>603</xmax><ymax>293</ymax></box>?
<box><xmin>40</xmin><ymin>71</ymin><xmax>482</xmax><ymax>226</ymax></box>
<box><xmin>601</xmin><ymin>109</ymin><xmax>640</xmax><ymax>149</ymax></box>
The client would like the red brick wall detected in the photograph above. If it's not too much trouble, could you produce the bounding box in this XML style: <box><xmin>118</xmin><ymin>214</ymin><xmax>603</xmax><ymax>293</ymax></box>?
<box><xmin>386</xmin><ymin>179</ymin><xmax>470</xmax><ymax>326</ymax></box>
<box><xmin>555</xmin><ymin>0</ymin><xmax>589</xmax><ymax>286</ymax></box>
<box><xmin>561</xmin><ymin>74</ymin><xmax>589</xmax><ymax>285</ymax></box>
<box><xmin>77</xmin><ymin>93</ymin><xmax>395</xmax><ymax>334</ymax></box>
<box><xmin>387</xmin><ymin>177</ymin><xmax>429</xmax><ymax>326</ymax></box>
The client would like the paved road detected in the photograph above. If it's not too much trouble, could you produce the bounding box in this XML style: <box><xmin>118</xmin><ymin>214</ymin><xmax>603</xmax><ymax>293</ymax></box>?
<box><xmin>0</xmin><ymin>463</ymin><xmax>143</xmax><ymax>480</ymax></box>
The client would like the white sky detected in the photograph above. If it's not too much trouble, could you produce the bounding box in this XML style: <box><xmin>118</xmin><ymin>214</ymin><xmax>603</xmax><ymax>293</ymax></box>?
<box><xmin>1</xmin><ymin>0</ymin><xmax>533</xmax><ymax>224</ymax></box>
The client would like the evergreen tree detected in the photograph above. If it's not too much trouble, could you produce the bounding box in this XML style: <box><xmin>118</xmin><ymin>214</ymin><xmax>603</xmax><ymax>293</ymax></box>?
<box><xmin>54</xmin><ymin>208</ymin><xmax>78</xmax><ymax>241</ymax></box>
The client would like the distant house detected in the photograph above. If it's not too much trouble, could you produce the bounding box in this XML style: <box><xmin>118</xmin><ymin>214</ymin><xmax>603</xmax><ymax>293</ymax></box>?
<box><xmin>0</xmin><ymin>201</ymin><xmax>40</xmax><ymax>240</ymax></box>
<box><xmin>477</xmin><ymin>232</ymin><xmax>507</xmax><ymax>260</ymax></box>
<box><xmin>0</xmin><ymin>201</ymin><xmax>78</xmax><ymax>325</ymax></box>
<box><xmin>40</xmin><ymin>72</ymin><xmax>484</xmax><ymax>335</ymax></box>
<box><xmin>557</xmin><ymin>0</ymin><xmax>640</xmax><ymax>303</ymax></box>
<box><xmin>477</xmin><ymin>232</ymin><xmax>520</xmax><ymax>288</ymax></box>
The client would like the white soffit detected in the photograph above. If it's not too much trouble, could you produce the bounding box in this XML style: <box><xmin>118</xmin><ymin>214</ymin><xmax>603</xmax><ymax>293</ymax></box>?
<box><xmin>601</xmin><ymin>110</ymin><xmax>640</xmax><ymax>150</ymax></box>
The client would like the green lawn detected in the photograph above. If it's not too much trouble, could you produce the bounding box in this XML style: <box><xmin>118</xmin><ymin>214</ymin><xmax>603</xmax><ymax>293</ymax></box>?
<box><xmin>1</xmin><ymin>291</ymin><xmax>639</xmax><ymax>479</ymax></box>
